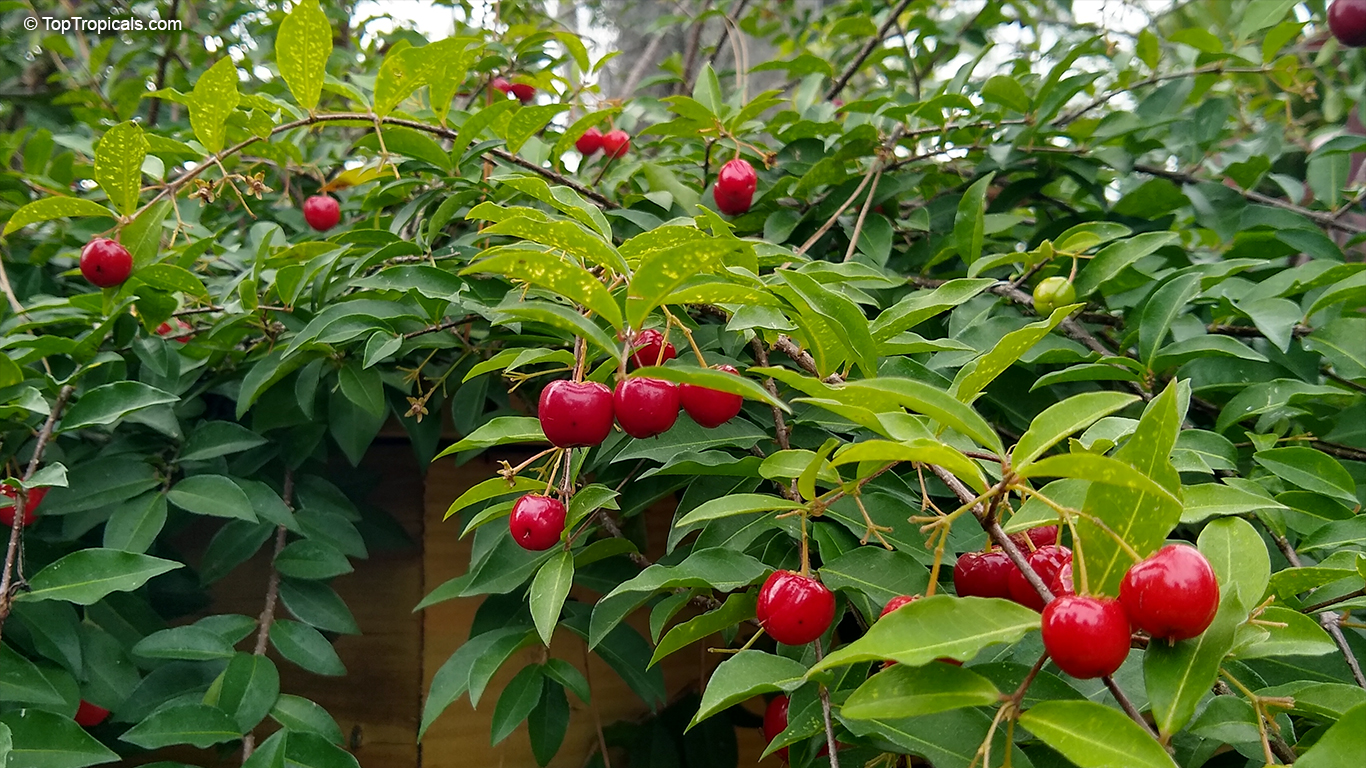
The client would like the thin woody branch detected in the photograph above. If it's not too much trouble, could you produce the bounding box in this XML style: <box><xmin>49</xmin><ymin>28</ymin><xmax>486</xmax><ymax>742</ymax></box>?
<box><xmin>242</xmin><ymin>468</ymin><xmax>295</xmax><ymax>761</ymax></box>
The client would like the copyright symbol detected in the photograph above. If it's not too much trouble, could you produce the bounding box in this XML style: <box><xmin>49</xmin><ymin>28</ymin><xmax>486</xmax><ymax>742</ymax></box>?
<box><xmin>24</xmin><ymin>16</ymin><xmax>38</xmax><ymax>30</ymax></box>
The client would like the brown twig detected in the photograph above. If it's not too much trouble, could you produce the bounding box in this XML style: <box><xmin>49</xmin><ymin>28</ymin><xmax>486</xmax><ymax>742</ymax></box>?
<box><xmin>1268</xmin><ymin>527</ymin><xmax>1366</xmax><ymax>690</ymax></box>
<box><xmin>749</xmin><ymin>337</ymin><xmax>792</xmax><ymax>452</ymax></box>
<box><xmin>824</xmin><ymin>0</ymin><xmax>917</xmax><ymax>101</ymax></box>
<box><xmin>0</xmin><ymin>384</ymin><xmax>75</xmax><ymax>641</ymax></box>
<box><xmin>1102</xmin><ymin>675</ymin><xmax>1161</xmax><ymax>741</ymax></box>
<box><xmin>403</xmin><ymin>314</ymin><xmax>479</xmax><ymax>340</ymax></box>
<box><xmin>1302</xmin><ymin>587</ymin><xmax>1366</xmax><ymax>614</ymax></box>
<box><xmin>242</xmin><ymin>469</ymin><xmax>295</xmax><ymax>761</ymax></box>
<box><xmin>813</xmin><ymin>639</ymin><xmax>842</xmax><ymax>768</ymax></box>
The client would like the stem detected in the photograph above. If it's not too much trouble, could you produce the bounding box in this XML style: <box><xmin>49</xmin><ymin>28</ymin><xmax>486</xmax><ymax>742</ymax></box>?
<box><xmin>749</xmin><ymin>337</ymin><xmax>792</xmax><ymax>453</ymax></box>
<box><xmin>825</xmin><ymin>0</ymin><xmax>917</xmax><ymax>101</ymax></box>
<box><xmin>842</xmin><ymin>165</ymin><xmax>883</xmax><ymax>263</ymax></box>
<box><xmin>1103</xmin><ymin>675</ymin><xmax>1160</xmax><ymax>741</ymax></box>
<box><xmin>1302</xmin><ymin>587</ymin><xmax>1366</xmax><ymax>614</ymax></box>
<box><xmin>813</xmin><ymin>639</ymin><xmax>842</xmax><ymax>768</ymax></box>
<box><xmin>1268</xmin><ymin>527</ymin><xmax>1366</xmax><ymax>689</ymax></box>
<box><xmin>0</xmin><ymin>383</ymin><xmax>75</xmax><ymax>641</ymax></box>
<box><xmin>242</xmin><ymin>469</ymin><xmax>294</xmax><ymax>762</ymax></box>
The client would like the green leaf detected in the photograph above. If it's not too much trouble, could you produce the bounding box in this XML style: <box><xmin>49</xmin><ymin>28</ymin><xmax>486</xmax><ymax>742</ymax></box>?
<box><xmin>481</xmin><ymin>216</ymin><xmax>628</xmax><ymax>275</ymax></box>
<box><xmin>275</xmin><ymin>0</ymin><xmax>331</xmax><ymax>110</ymax></box>
<box><xmin>1294</xmin><ymin>701</ymin><xmax>1366</xmax><ymax>767</ymax></box>
<box><xmin>981</xmin><ymin>75</ymin><xmax>1030</xmax><ymax>112</ymax></box>
<box><xmin>1306</xmin><ymin>318</ymin><xmax>1366</xmax><ymax>381</ymax></box>
<box><xmin>649</xmin><ymin>592</ymin><xmax>754</xmax><ymax>668</ymax></box>
<box><xmin>1198</xmin><ymin>517</ymin><xmax>1271</xmax><ymax>615</ymax></box>
<box><xmin>0</xmin><ymin>642</ymin><xmax>66</xmax><ymax>705</ymax></box>
<box><xmin>630</xmin><ymin>364</ymin><xmax>789</xmax><ymax>411</ymax></box>
<box><xmin>1254</xmin><ymin>447</ymin><xmax>1359</xmax><ymax>506</ymax></box>
<box><xmin>132</xmin><ymin>625</ymin><xmax>235</xmax><ymax>661</ymax></box>
<box><xmin>168</xmin><ymin>475</ymin><xmax>258</xmax><ymax>521</ymax></box>
<box><xmin>527</xmin><ymin>679</ymin><xmax>569</xmax><ymax>767</ymax></box>
<box><xmin>181</xmin><ymin>421</ymin><xmax>269</xmax><ymax>462</ymax></box>
<box><xmin>781</xmin><ymin>270</ymin><xmax>879</xmax><ymax>377</ymax></box>
<box><xmin>953</xmin><ymin>173</ymin><xmax>994</xmax><ymax>264</ymax></box>
<box><xmin>120</xmin><ymin>704</ymin><xmax>240</xmax><ymax>749</ymax></box>
<box><xmin>625</xmin><ymin>238</ymin><xmax>739</xmax><ymax>328</ymax></box>
<box><xmin>208</xmin><ymin>653</ymin><xmax>280</xmax><ymax>733</ymax></box>
<box><xmin>434</xmin><ymin>417</ymin><xmax>546</xmax><ymax>460</ymax></box>
<box><xmin>952</xmin><ymin>303</ymin><xmax>1079</xmax><ymax>403</ymax></box>
<box><xmin>338</xmin><ymin>361</ymin><xmax>385</xmax><ymax>418</ymax></box>
<box><xmin>463</xmin><ymin>249</ymin><xmax>622</xmax><ymax>328</ymax></box>
<box><xmin>1076</xmin><ymin>382</ymin><xmax>1183</xmax><ymax>596</ymax></box>
<box><xmin>505</xmin><ymin>104</ymin><xmax>570</xmax><ymax>153</ymax></box>
<box><xmin>871</xmin><ymin>278</ymin><xmax>997</xmax><ymax>341</ymax></box>
<box><xmin>1143</xmin><ymin>592</ymin><xmax>1242</xmax><ymax>737</ymax></box>
<box><xmin>19</xmin><ymin>549</ymin><xmax>181</xmax><ymax>605</ymax></box>
<box><xmin>491</xmin><ymin>665</ymin><xmax>544</xmax><ymax>746</ymax></box>
<box><xmin>189</xmin><ymin>58</ymin><xmax>241</xmax><ymax>153</ymax></box>
<box><xmin>529</xmin><ymin>551</ymin><xmax>574</xmax><ymax>646</ymax></box>
<box><xmin>819</xmin><ymin>547</ymin><xmax>930</xmax><ymax>611</ymax></box>
<box><xmin>1180</xmin><ymin>483</ymin><xmax>1288</xmax><ymax>524</ymax></box>
<box><xmin>0</xmin><ymin>709</ymin><xmax>118</xmax><ymax>768</ymax></box>
<box><xmin>842</xmin><ymin>662</ymin><xmax>1001</xmax><ymax>720</ymax></box>
<box><xmin>271</xmin><ymin>697</ymin><xmax>346</xmax><ymax>745</ymax></box>
<box><xmin>810</xmin><ymin>596</ymin><xmax>1040</xmax><ymax>672</ymax></box>
<box><xmin>1139</xmin><ymin>274</ymin><xmax>1202</xmax><ymax>366</ymax></box>
<box><xmin>1151</xmin><ymin>334</ymin><xmax>1270</xmax><ymax>370</ymax></box>
<box><xmin>831</xmin><ymin>439</ymin><xmax>985</xmax><ymax>493</ymax></box>
<box><xmin>1231</xmin><ymin>606</ymin><xmax>1336</xmax><ymax>658</ymax></box>
<box><xmin>689</xmin><ymin>650</ymin><xmax>809</xmax><ymax>728</ymax></box>
<box><xmin>444</xmin><ymin>476</ymin><xmax>542</xmax><ymax>525</ymax></box>
<box><xmin>1013</xmin><ymin>392</ymin><xmax>1140</xmax><ymax>468</ymax></box>
<box><xmin>491</xmin><ymin>301</ymin><xmax>622</xmax><ymax>361</ymax></box>
<box><xmin>270</xmin><ymin>619</ymin><xmax>346</xmax><ymax>676</ymax></box>
<box><xmin>274</xmin><ymin>540</ymin><xmax>353</xmax><ymax>580</ymax></box>
<box><xmin>278</xmin><ymin>578</ymin><xmax>360</xmax><ymax>635</ymax></box>
<box><xmin>93</xmin><ymin>121</ymin><xmax>148</xmax><ymax>215</ymax></box>
<box><xmin>1018</xmin><ymin>700</ymin><xmax>1176</xmax><ymax>768</ymax></box>
<box><xmin>1018</xmin><ymin>452</ymin><xmax>1180</xmax><ymax>502</ymax></box>
<box><xmin>1073</xmin><ymin>232</ymin><xmax>1178</xmax><ymax>296</ymax></box>
<box><xmin>61</xmin><ymin>382</ymin><xmax>178</xmax><ymax>431</ymax></box>
<box><xmin>2</xmin><ymin>196</ymin><xmax>116</xmax><ymax>236</ymax></box>
<box><xmin>673</xmin><ymin>493</ymin><xmax>804</xmax><ymax>527</ymax></box>
<box><xmin>419</xmin><ymin>628</ymin><xmax>530</xmax><ymax>738</ymax></box>
<box><xmin>242</xmin><ymin>731</ymin><xmax>287</xmax><ymax>768</ymax></box>
<box><xmin>835</xmin><ymin>379</ymin><xmax>1005</xmax><ymax>457</ymax></box>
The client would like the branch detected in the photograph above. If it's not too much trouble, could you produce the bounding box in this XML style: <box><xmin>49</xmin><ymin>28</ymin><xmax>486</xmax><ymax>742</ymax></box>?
<box><xmin>1208</xmin><ymin>323</ymin><xmax>1312</xmax><ymax>339</ymax></box>
<box><xmin>1302</xmin><ymin>587</ymin><xmax>1366</xmax><ymax>614</ymax></box>
<box><xmin>1134</xmin><ymin>163</ymin><xmax>1366</xmax><ymax>236</ymax></box>
<box><xmin>1103</xmin><ymin>675</ymin><xmax>1161</xmax><ymax>742</ymax></box>
<box><xmin>813</xmin><ymin>639</ymin><xmax>843</xmax><ymax>768</ymax></box>
<box><xmin>242</xmin><ymin>469</ymin><xmax>295</xmax><ymax>761</ymax></box>
<box><xmin>825</xmin><ymin>0</ymin><xmax>917</xmax><ymax>101</ymax></box>
<box><xmin>403</xmin><ymin>314</ymin><xmax>479</xmax><ymax>340</ymax></box>
<box><xmin>750</xmin><ymin>337</ymin><xmax>792</xmax><ymax>452</ymax></box>
<box><xmin>0</xmin><ymin>384</ymin><xmax>76</xmax><ymax>641</ymax></box>
<box><xmin>705</xmin><ymin>0</ymin><xmax>755</xmax><ymax>70</ymax></box>
<box><xmin>1268</xmin><ymin>526</ymin><xmax>1366</xmax><ymax>690</ymax></box>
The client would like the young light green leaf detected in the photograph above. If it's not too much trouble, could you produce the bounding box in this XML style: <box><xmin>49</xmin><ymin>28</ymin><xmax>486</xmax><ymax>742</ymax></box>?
<box><xmin>447</xmin><ymin>476</ymin><xmax>543</xmax><ymax>523</ymax></box>
<box><xmin>673</xmin><ymin>493</ymin><xmax>805</xmax><ymax>527</ymax></box>
<box><xmin>2</xmin><ymin>196</ymin><xmax>115</xmax><ymax>236</ymax></box>
<box><xmin>1139</xmin><ymin>274</ymin><xmax>1202</xmax><ymax>367</ymax></box>
<box><xmin>275</xmin><ymin>0</ymin><xmax>332</xmax><ymax>111</ymax></box>
<box><xmin>529</xmin><ymin>551</ymin><xmax>574</xmax><ymax>646</ymax></box>
<box><xmin>189</xmin><ymin>58</ymin><xmax>241</xmax><ymax>153</ymax></box>
<box><xmin>952</xmin><ymin>303</ymin><xmax>1080</xmax><ymax>403</ymax></box>
<box><xmin>491</xmin><ymin>302</ymin><xmax>622</xmax><ymax>361</ymax></box>
<box><xmin>1073</xmin><ymin>231</ymin><xmax>1179</xmax><ymax>296</ymax></box>
<box><xmin>1013</xmin><ymin>392</ymin><xmax>1140</xmax><ymax>468</ymax></box>
<box><xmin>19</xmin><ymin>549</ymin><xmax>182</xmax><ymax>605</ymax></box>
<box><xmin>835</xmin><ymin>379</ymin><xmax>1005</xmax><ymax>457</ymax></box>
<box><xmin>1018</xmin><ymin>700</ymin><xmax>1177</xmax><ymax>768</ymax></box>
<box><xmin>688</xmin><ymin>651</ymin><xmax>809</xmax><ymax>729</ymax></box>
<box><xmin>1198</xmin><ymin>516</ymin><xmax>1271</xmax><ymax>615</ymax></box>
<box><xmin>1180</xmin><ymin>483</ymin><xmax>1288</xmax><ymax>524</ymax></box>
<box><xmin>434</xmin><ymin>417</ymin><xmax>546</xmax><ymax>460</ymax></box>
<box><xmin>463</xmin><ymin>249</ymin><xmax>622</xmax><ymax>328</ymax></box>
<box><xmin>842</xmin><ymin>662</ymin><xmax>1001</xmax><ymax>720</ymax></box>
<box><xmin>93</xmin><ymin>121</ymin><xmax>149</xmax><ymax>215</ymax></box>
<box><xmin>625</xmin><ymin>238</ymin><xmax>739</xmax><ymax>328</ymax></box>
<box><xmin>830</xmin><ymin>439</ymin><xmax>987</xmax><ymax>494</ymax></box>
<box><xmin>953</xmin><ymin>173</ymin><xmax>995</xmax><ymax>264</ymax></box>
<box><xmin>481</xmin><ymin>216</ymin><xmax>628</xmax><ymax>275</ymax></box>
<box><xmin>809</xmin><ymin>596</ymin><xmax>1040</xmax><ymax>673</ymax></box>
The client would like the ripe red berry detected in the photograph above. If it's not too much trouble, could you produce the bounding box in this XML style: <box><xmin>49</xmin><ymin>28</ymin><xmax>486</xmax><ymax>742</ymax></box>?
<box><xmin>613</xmin><ymin>378</ymin><xmax>680</xmax><ymax>438</ymax></box>
<box><xmin>756</xmin><ymin>570</ymin><xmax>836</xmax><ymax>646</ymax></box>
<box><xmin>880</xmin><ymin>594</ymin><xmax>918</xmax><ymax>619</ymax></box>
<box><xmin>679</xmin><ymin>365</ymin><xmax>744</xmax><ymax>428</ymax></box>
<box><xmin>629</xmin><ymin>329</ymin><xmax>677</xmax><ymax>369</ymax></box>
<box><xmin>576</xmin><ymin>127</ymin><xmax>604</xmax><ymax>155</ymax></box>
<box><xmin>1041</xmin><ymin>595</ymin><xmax>1131</xmax><ymax>679</ymax></box>
<box><xmin>1007</xmin><ymin>545</ymin><xmax>1072</xmax><ymax>611</ymax></box>
<box><xmin>491</xmin><ymin>76</ymin><xmax>513</xmax><ymax>96</ymax></box>
<box><xmin>509</xmin><ymin>494</ymin><xmax>566</xmax><ymax>551</ymax></box>
<box><xmin>74</xmin><ymin>700</ymin><xmax>110</xmax><ymax>727</ymax></box>
<box><xmin>538</xmin><ymin>380</ymin><xmax>614</xmax><ymax>447</ymax></box>
<box><xmin>156</xmin><ymin>318</ymin><xmax>192</xmax><ymax>342</ymax></box>
<box><xmin>763</xmin><ymin>695</ymin><xmax>790</xmax><ymax>762</ymax></box>
<box><xmin>1330</xmin><ymin>0</ymin><xmax>1366</xmax><ymax>47</ymax></box>
<box><xmin>0</xmin><ymin>485</ymin><xmax>47</xmax><ymax>528</ymax></box>
<box><xmin>303</xmin><ymin>195</ymin><xmax>340</xmax><ymax>232</ymax></box>
<box><xmin>953</xmin><ymin>550</ymin><xmax>1014</xmax><ymax>599</ymax></box>
<box><xmin>1050</xmin><ymin>561</ymin><xmax>1075</xmax><ymax>597</ymax></box>
<box><xmin>1010</xmin><ymin>525</ymin><xmax>1059</xmax><ymax>551</ymax></box>
<box><xmin>601</xmin><ymin>129</ymin><xmax>630</xmax><ymax>159</ymax></box>
<box><xmin>79</xmin><ymin>238</ymin><xmax>132</xmax><ymax>288</ymax></box>
<box><xmin>713</xmin><ymin>158</ymin><xmax>758</xmax><ymax>216</ymax></box>
<box><xmin>1120</xmin><ymin>544</ymin><xmax>1219</xmax><ymax>642</ymax></box>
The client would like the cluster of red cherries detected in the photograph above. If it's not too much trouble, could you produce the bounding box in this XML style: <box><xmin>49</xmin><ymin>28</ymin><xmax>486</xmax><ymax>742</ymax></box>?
<box><xmin>955</xmin><ymin>528</ymin><xmax>1220</xmax><ymax>678</ymax></box>
<box><xmin>507</xmin><ymin>330</ymin><xmax>746</xmax><ymax>551</ymax></box>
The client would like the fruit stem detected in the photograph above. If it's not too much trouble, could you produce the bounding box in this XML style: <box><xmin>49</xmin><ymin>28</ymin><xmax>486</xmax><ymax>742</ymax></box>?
<box><xmin>1065</xmin><ymin>513</ymin><xmax>1091</xmax><ymax>596</ymax></box>
<box><xmin>573</xmin><ymin>336</ymin><xmax>587</xmax><ymax>382</ymax></box>
<box><xmin>499</xmin><ymin>447</ymin><xmax>558</xmax><ymax>481</ymax></box>
<box><xmin>1012</xmin><ymin>484</ymin><xmax>1143</xmax><ymax>563</ymax></box>
<box><xmin>851</xmin><ymin>490</ymin><xmax>893</xmax><ymax>549</ymax></box>
<box><xmin>662</xmin><ymin>307</ymin><xmax>706</xmax><ymax>367</ymax></box>
<box><xmin>925</xmin><ymin>524</ymin><xmax>948</xmax><ymax>597</ymax></box>
<box><xmin>799</xmin><ymin>512</ymin><xmax>810</xmax><ymax>578</ymax></box>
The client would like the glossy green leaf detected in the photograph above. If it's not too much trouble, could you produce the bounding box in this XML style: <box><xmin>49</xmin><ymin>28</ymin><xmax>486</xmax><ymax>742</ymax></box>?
<box><xmin>274</xmin><ymin>0</ymin><xmax>331</xmax><ymax>110</ymax></box>
<box><xmin>168</xmin><ymin>475</ymin><xmax>257</xmax><ymax>521</ymax></box>
<box><xmin>207</xmin><ymin>653</ymin><xmax>280</xmax><ymax>732</ymax></box>
<box><xmin>626</xmin><ymin>238</ymin><xmax>739</xmax><ymax>328</ymax></box>
<box><xmin>0</xmin><ymin>710</ymin><xmax>118</xmax><ymax>768</ymax></box>
<box><xmin>120</xmin><ymin>704</ymin><xmax>240</xmax><ymax>749</ymax></box>
<box><xmin>1198</xmin><ymin>516</ymin><xmax>1271</xmax><ymax>615</ymax></box>
<box><xmin>835</xmin><ymin>378</ymin><xmax>1004</xmax><ymax>456</ymax></box>
<box><xmin>1253</xmin><ymin>447</ymin><xmax>1359</xmax><ymax>506</ymax></box>
<box><xmin>2</xmin><ymin>196</ymin><xmax>115</xmax><ymax>236</ymax></box>
<box><xmin>842</xmin><ymin>662</ymin><xmax>1001</xmax><ymax>720</ymax></box>
<box><xmin>270</xmin><ymin>620</ymin><xmax>346</xmax><ymax>676</ymax></box>
<box><xmin>434</xmin><ymin>418</ymin><xmax>546</xmax><ymax>460</ymax></box>
<box><xmin>1143</xmin><ymin>592</ymin><xmax>1242</xmax><ymax>737</ymax></box>
<box><xmin>189</xmin><ymin>57</ymin><xmax>240</xmax><ymax>153</ymax></box>
<box><xmin>650</xmin><ymin>592</ymin><xmax>755</xmax><ymax>668</ymax></box>
<box><xmin>673</xmin><ymin>493</ymin><xmax>805</xmax><ymax>527</ymax></box>
<box><xmin>631</xmin><ymin>364</ymin><xmax>789</xmax><ymax>410</ymax></box>
<box><xmin>93</xmin><ymin>121</ymin><xmax>148</xmax><ymax>215</ymax></box>
<box><xmin>61</xmin><ymin>382</ymin><xmax>178</xmax><ymax>431</ymax></box>
<box><xmin>688</xmin><ymin>651</ymin><xmax>809</xmax><ymax>728</ymax></box>
<box><xmin>953</xmin><ymin>173</ymin><xmax>994</xmax><ymax>264</ymax></box>
<box><xmin>1013</xmin><ymin>391</ymin><xmax>1140</xmax><ymax>468</ymax></box>
<box><xmin>529</xmin><ymin>551</ymin><xmax>574</xmax><ymax>646</ymax></box>
<box><xmin>464</xmin><ymin>249</ymin><xmax>622</xmax><ymax>328</ymax></box>
<box><xmin>952</xmin><ymin>303</ymin><xmax>1079</xmax><ymax>403</ymax></box>
<box><xmin>1018</xmin><ymin>700</ymin><xmax>1176</xmax><ymax>768</ymax></box>
<box><xmin>19</xmin><ymin>549</ymin><xmax>182</xmax><ymax>605</ymax></box>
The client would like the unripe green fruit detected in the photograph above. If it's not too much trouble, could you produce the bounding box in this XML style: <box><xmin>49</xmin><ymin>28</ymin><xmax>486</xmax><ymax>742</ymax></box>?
<box><xmin>1033</xmin><ymin>276</ymin><xmax>1076</xmax><ymax>315</ymax></box>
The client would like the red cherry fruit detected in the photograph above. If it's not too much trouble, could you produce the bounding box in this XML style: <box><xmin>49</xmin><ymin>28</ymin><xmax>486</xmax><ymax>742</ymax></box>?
<box><xmin>156</xmin><ymin>318</ymin><xmax>193</xmax><ymax>342</ymax></box>
<box><xmin>713</xmin><ymin>158</ymin><xmax>758</xmax><ymax>216</ymax></box>
<box><xmin>613</xmin><ymin>378</ymin><xmax>680</xmax><ymax>439</ymax></box>
<box><xmin>601</xmin><ymin>129</ymin><xmax>630</xmax><ymax>159</ymax></box>
<box><xmin>1041</xmin><ymin>595</ymin><xmax>1131</xmax><ymax>679</ymax></box>
<box><xmin>763</xmin><ymin>695</ymin><xmax>790</xmax><ymax>762</ymax></box>
<box><xmin>679</xmin><ymin>365</ymin><xmax>744</xmax><ymax>428</ymax></box>
<box><xmin>491</xmin><ymin>76</ymin><xmax>513</xmax><ymax>96</ymax></box>
<box><xmin>0</xmin><ymin>485</ymin><xmax>47</xmax><ymax>528</ymax></box>
<box><xmin>756</xmin><ymin>570</ymin><xmax>836</xmax><ymax>646</ymax></box>
<box><xmin>1050</xmin><ymin>561</ymin><xmax>1075</xmax><ymax>597</ymax></box>
<box><xmin>509</xmin><ymin>494</ymin><xmax>566</xmax><ymax>551</ymax></box>
<box><xmin>629</xmin><ymin>329</ymin><xmax>677</xmax><ymax>369</ymax></box>
<box><xmin>1120</xmin><ymin>544</ymin><xmax>1219</xmax><ymax>642</ymax></box>
<box><xmin>303</xmin><ymin>195</ymin><xmax>340</xmax><ymax>232</ymax></box>
<box><xmin>1329</xmin><ymin>0</ymin><xmax>1366</xmax><ymax>47</ymax></box>
<box><xmin>1010</xmin><ymin>525</ymin><xmax>1059</xmax><ymax>551</ymax></box>
<box><xmin>576</xmin><ymin>127</ymin><xmax>604</xmax><ymax>155</ymax></box>
<box><xmin>74</xmin><ymin>700</ymin><xmax>110</xmax><ymax>727</ymax></box>
<box><xmin>537</xmin><ymin>380</ymin><xmax>614</xmax><ymax>448</ymax></box>
<box><xmin>1007</xmin><ymin>545</ymin><xmax>1072</xmax><ymax>611</ymax></box>
<box><xmin>952</xmin><ymin>550</ymin><xmax>1014</xmax><ymax>599</ymax></box>
<box><xmin>79</xmin><ymin>238</ymin><xmax>133</xmax><ymax>288</ymax></box>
